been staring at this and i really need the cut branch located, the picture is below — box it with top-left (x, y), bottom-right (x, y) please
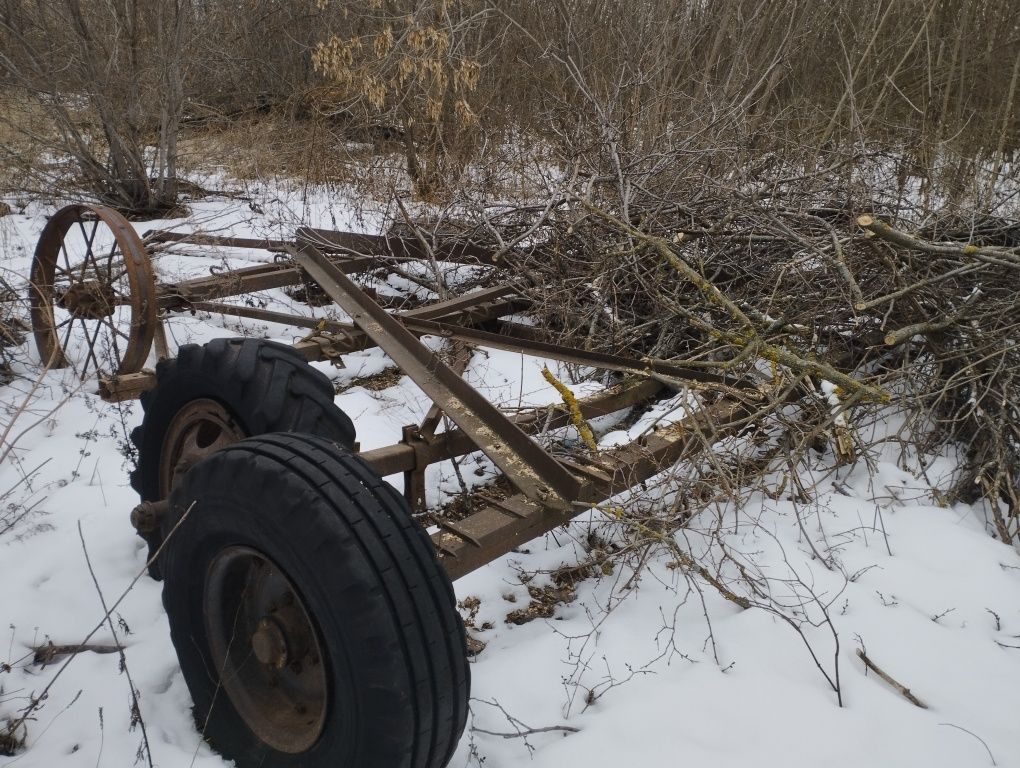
top-left (856, 648), bottom-right (928, 708)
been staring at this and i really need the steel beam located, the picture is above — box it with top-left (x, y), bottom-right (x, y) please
top-left (145, 230), bottom-right (294, 251)
top-left (290, 243), bottom-right (582, 508)
top-left (396, 317), bottom-right (734, 386)
top-left (433, 395), bottom-right (755, 580)
top-left (158, 254), bottom-right (389, 308)
top-left (295, 226), bottom-right (511, 267)
top-left (96, 287), bottom-right (528, 401)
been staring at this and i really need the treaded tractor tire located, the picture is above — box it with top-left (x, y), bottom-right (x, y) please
top-left (129, 337), bottom-right (355, 502)
top-left (161, 433), bottom-right (470, 768)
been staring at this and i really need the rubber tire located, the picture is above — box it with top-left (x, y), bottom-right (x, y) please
top-left (161, 433), bottom-right (470, 768)
top-left (129, 337), bottom-right (355, 502)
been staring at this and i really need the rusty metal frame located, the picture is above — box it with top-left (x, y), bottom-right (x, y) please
top-left (146, 230), bottom-right (294, 251)
top-left (283, 241), bottom-right (756, 580)
top-left (98, 285), bottom-right (529, 400)
top-left (430, 396), bottom-right (754, 579)
top-left (96, 213), bottom-right (759, 580)
top-left (295, 226), bottom-right (518, 268)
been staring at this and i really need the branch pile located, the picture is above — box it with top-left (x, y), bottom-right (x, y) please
top-left (451, 178), bottom-right (1020, 543)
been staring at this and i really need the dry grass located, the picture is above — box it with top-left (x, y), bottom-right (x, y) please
top-left (175, 113), bottom-right (406, 192)
top-left (0, 718), bottom-right (26, 757)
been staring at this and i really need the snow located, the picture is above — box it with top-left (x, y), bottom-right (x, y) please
top-left (2, 191), bottom-right (1020, 768)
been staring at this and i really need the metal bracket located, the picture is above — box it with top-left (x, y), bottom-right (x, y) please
top-left (401, 424), bottom-right (432, 513)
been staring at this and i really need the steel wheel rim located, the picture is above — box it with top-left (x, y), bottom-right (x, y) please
top-left (204, 546), bottom-right (329, 754)
top-left (29, 204), bottom-right (157, 378)
top-left (159, 399), bottom-right (246, 497)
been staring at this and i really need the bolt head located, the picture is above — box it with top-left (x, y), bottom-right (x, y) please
top-left (251, 618), bottom-right (288, 669)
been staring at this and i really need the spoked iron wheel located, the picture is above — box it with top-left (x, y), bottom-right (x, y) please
top-left (29, 204), bottom-right (157, 378)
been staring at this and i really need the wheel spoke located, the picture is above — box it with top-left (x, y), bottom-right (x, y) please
top-left (110, 287), bottom-right (132, 306)
top-left (61, 316), bottom-right (75, 351)
top-left (78, 232), bottom-right (114, 285)
top-left (60, 240), bottom-right (75, 277)
top-left (109, 264), bottom-right (130, 284)
top-left (70, 319), bottom-right (89, 376)
top-left (105, 232), bottom-right (119, 271)
top-left (77, 218), bottom-right (100, 280)
top-left (78, 220), bottom-right (105, 282)
top-left (105, 320), bottom-right (131, 342)
top-left (81, 319), bottom-right (104, 379)
top-left (106, 316), bottom-right (123, 364)
top-left (78, 233), bottom-right (94, 282)
top-left (103, 240), bottom-right (118, 278)
top-left (80, 239), bottom-right (99, 282)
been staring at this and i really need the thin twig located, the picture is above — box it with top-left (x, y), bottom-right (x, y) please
top-left (77, 521), bottom-right (154, 768)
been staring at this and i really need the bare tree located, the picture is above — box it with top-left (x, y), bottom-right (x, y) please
top-left (0, 0), bottom-right (194, 214)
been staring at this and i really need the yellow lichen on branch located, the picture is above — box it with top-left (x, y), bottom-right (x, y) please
top-left (542, 366), bottom-right (599, 453)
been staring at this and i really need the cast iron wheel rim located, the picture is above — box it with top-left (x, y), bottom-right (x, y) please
top-left (29, 203), bottom-right (157, 378)
top-left (204, 545), bottom-right (329, 754)
top-left (159, 398), bottom-right (246, 497)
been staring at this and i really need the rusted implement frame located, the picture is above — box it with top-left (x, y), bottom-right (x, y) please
top-left (431, 396), bottom-right (754, 580)
top-left (130, 219), bottom-right (758, 582)
top-left (154, 256), bottom-right (382, 307)
top-left (290, 241), bottom-right (757, 580)
top-left (145, 224), bottom-right (522, 309)
top-left (147, 226), bottom-right (514, 267)
top-left (33, 205), bottom-right (547, 383)
top-left (296, 227), bottom-right (515, 267)
top-left (146, 230), bottom-right (294, 251)
top-left (367, 376), bottom-right (665, 516)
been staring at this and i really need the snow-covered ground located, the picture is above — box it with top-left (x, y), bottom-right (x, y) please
top-left (1, 189), bottom-right (1019, 768)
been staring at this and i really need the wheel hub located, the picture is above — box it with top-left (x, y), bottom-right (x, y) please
top-left (205, 547), bottom-right (328, 754)
top-left (159, 399), bottom-right (246, 496)
top-left (251, 617), bottom-right (289, 669)
top-left (57, 280), bottom-right (117, 319)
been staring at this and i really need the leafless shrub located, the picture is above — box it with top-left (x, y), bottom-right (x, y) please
top-left (312, 0), bottom-right (485, 199)
top-left (0, 1), bottom-right (195, 213)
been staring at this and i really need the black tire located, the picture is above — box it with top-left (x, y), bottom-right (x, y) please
top-left (129, 337), bottom-right (355, 502)
top-left (161, 433), bottom-right (470, 768)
